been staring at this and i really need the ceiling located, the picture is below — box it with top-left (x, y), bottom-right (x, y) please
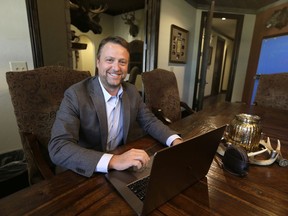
top-left (185, 0), bottom-right (279, 14)
top-left (74, 0), bottom-right (280, 16)
top-left (103, 0), bottom-right (145, 15)
top-left (72, 0), bottom-right (145, 16)
top-left (90, 0), bottom-right (280, 15)
top-left (80, 0), bottom-right (281, 39)
top-left (186, 0), bottom-right (280, 40)
top-left (212, 18), bottom-right (237, 40)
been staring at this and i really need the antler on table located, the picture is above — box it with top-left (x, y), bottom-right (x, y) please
top-left (251, 137), bottom-right (288, 167)
top-left (275, 139), bottom-right (288, 167)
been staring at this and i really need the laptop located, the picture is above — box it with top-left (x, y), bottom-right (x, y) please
top-left (105, 126), bottom-right (226, 216)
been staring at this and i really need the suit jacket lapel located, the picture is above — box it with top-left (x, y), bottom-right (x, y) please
top-left (122, 90), bottom-right (130, 144)
top-left (89, 77), bottom-right (108, 151)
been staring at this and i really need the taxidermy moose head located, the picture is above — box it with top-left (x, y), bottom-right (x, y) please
top-left (122, 12), bottom-right (139, 37)
top-left (69, 0), bottom-right (107, 34)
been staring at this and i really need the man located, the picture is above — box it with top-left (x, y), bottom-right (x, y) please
top-left (48, 36), bottom-right (182, 177)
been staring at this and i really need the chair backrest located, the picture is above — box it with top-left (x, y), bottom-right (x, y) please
top-left (6, 65), bottom-right (91, 184)
top-left (129, 39), bottom-right (143, 72)
top-left (128, 66), bottom-right (141, 85)
top-left (142, 68), bottom-right (182, 122)
top-left (254, 73), bottom-right (288, 111)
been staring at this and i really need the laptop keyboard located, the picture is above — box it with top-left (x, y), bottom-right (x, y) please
top-left (127, 176), bottom-right (150, 201)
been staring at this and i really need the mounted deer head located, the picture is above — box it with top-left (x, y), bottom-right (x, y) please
top-left (121, 11), bottom-right (139, 37)
top-left (266, 7), bottom-right (288, 29)
top-left (69, 0), bottom-right (108, 34)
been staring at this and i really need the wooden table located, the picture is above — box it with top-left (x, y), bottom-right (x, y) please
top-left (1, 102), bottom-right (288, 216)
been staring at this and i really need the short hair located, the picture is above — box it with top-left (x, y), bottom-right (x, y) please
top-left (96, 36), bottom-right (130, 60)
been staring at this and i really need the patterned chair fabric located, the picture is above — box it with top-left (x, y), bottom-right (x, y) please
top-left (254, 73), bottom-right (288, 111)
top-left (6, 66), bottom-right (91, 184)
top-left (142, 68), bottom-right (194, 123)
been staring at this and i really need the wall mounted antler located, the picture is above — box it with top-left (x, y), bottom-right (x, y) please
top-left (266, 7), bottom-right (288, 29)
top-left (121, 11), bottom-right (139, 37)
top-left (69, 0), bottom-right (108, 34)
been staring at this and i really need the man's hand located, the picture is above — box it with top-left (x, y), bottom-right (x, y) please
top-left (171, 138), bottom-right (183, 146)
top-left (108, 148), bottom-right (150, 171)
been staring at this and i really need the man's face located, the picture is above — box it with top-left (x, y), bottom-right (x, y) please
top-left (97, 42), bottom-right (129, 94)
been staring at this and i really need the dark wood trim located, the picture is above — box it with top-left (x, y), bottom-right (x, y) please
top-left (25, 0), bottom-right (44, 68)
top-left (144, 0), bottom-right (160, 71)
top-left (192, 12), bottom-right (206, 111)
top-left (225, 14), bottom-right (244, 102)
top-left (196, 1), bottom-right (215, 111)
top-left (221, 48), bottom-right (228, 91)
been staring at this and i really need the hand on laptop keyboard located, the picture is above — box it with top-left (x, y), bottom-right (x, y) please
top-left (171, 138), bottom-right (183, 146)
top-left (129, 165), bottom-right (146, 172)
top-left (108, 148), bottom-right (150, 171)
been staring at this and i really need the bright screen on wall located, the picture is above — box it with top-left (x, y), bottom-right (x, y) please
top-left (251, 33), bottom-right (288, 104)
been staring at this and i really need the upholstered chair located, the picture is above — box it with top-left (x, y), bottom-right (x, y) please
top-left (142, 68), bottom-right (194, 124)
top-left (254, 73), bottom-right (288, 111)
top-left (6, 66), bottom-right (91, 184)
top-left (128, 66), bottom-right (141, 85)
top-left (128, 39), bottom-right (143, 72)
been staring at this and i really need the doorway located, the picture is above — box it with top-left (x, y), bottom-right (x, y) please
top-left (72, 35), bottom-right (96, 75)
top-left (193, 12), bottom-right (244, 110)
top-left (211, 37), bottom-right (225, 96)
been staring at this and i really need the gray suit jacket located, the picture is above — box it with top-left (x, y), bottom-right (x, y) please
top-left (48, 76), bottom-right (178, 177)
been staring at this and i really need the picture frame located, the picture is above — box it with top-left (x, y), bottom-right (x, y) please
top-left (169, 25), bottom-right (189, 63)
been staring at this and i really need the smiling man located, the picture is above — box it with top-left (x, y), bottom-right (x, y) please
top-left (48, 36), bottom-right (182, 177)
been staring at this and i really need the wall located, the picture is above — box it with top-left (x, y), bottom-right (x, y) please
top-left (232, 14), bottom-right (255, 102)
top-left (222, 39), bottom-right (234, 91)
top-left (158, 0), bottom-right (198, 105)
top-left (37, 0), bottom-right (71, 67)
top-left (242, 1), bottom-right (288, 104)
top-left (0, 0), bottom-right (73, 153)
top-left (73, 35), bottom-right (96, 75)
top-left (0, 0), bottom-right (33, 153)
top-left (114, 10), bottom-right (145, 42)
top-left (158, 0), bottom-right (255, 105)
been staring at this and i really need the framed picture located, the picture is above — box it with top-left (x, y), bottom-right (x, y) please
top-left (169, 25), bottom-right (189, 63)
